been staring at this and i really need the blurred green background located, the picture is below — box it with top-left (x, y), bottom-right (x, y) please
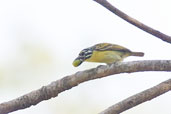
top-left (0, 0), bottom-right (171, 114)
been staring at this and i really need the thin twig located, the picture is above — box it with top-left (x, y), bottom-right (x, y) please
top-left (94, 0), bottom-right (171, 44)
top-left (99, 78), bottom-right (171, 114)
top-left (0, 60), bottom-right (171, 114)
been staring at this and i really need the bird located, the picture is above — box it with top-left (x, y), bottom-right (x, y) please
top-left (72, 43), bottom-right (144, 67)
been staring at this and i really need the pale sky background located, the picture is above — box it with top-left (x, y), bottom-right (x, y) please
top-left (0, 0), bottom-right (171, 114)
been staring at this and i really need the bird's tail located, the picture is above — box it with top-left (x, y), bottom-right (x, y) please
top-left (131, 52), bottom-right (144, 57)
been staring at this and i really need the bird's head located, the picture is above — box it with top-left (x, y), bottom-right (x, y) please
top-left (72, 48), bottom-right (93, 67)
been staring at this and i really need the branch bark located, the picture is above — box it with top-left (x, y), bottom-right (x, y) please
top-left (99, 78), bottom-right (171, 114)
top-left (0, 60), bottom-right (171, 114)
top-left (93, 0), bottom-right (171, 44)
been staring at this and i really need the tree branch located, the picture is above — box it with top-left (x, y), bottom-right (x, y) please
top-left (99, 78), bottom-right (171, 114)
top-left (93, 0), bottom-right (171, 44)
top-left (0, 60), bottom-right (171, 114)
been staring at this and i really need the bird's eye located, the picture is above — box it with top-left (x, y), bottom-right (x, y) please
top-left (79, 51), bottom-right (85, 56)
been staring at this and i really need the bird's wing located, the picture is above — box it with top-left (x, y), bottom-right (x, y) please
top-left (94, 43), bottom-right (131, 52)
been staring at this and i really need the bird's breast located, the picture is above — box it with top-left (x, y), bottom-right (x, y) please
top-left (85, 50), bottom-right (128, 63)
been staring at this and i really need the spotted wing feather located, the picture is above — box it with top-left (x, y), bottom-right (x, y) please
top-left (93, 43), bottom-right (131, 53)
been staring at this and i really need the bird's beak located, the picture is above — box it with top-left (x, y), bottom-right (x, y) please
top-left (72, 56), bottom-right (85, 67)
